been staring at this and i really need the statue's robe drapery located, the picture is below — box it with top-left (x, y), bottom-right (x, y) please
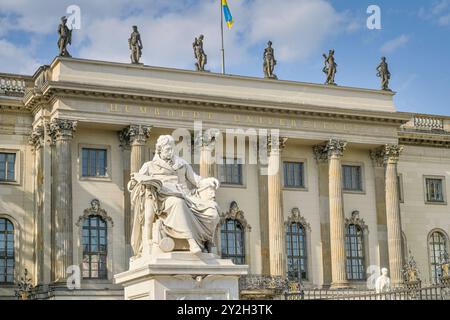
top-left (130, 154), bottom-right (220, 255)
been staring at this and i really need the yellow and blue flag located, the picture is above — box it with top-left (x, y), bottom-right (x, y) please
top-left (222, 0), bottom-right (234, 29)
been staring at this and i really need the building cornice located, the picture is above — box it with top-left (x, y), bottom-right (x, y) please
top-left (23, 81), bottom-right (410, 126)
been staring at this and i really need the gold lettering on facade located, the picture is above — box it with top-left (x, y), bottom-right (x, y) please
top-left (208, 112), bottom-right (213, 120)
top-left (124, 105), bottom-right (130, 113)
top-left (234, 115), bottom-right (241, 122)
top-left (167, 109), bottom-right (174, 117)
top-left (140, 106), bottom-right (148, 113)
top-left (110, 104), bottom-right (119, 112)
top-left (155, 108), bottom-right (160, 116)
top-left (193, 111), bottom-right (200, 118)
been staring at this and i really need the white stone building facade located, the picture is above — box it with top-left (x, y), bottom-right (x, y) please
top-left (0, 57), bottom-right (449, 299)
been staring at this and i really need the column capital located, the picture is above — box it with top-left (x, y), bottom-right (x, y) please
top-left (47, 118), bottom-right (77, 142)
top-left (29, 124), bottom-right (45, 151)
top-left (267, 136), bottom-right (288, 154)
top-left (195, 128), bottom-right (221, 149)
top-left (370, 144), bottom-right (404, 166)
top-left (119, 124), bottom-right (152, 148)
top-left (313, 138), bottom-right (347, 161)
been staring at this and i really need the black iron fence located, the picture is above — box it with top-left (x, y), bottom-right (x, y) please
top-left (239, 275), bottom-right (450, 300)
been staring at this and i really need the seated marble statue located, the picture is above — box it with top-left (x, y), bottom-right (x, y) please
top-left (128, 135), bottom-right (220, 258)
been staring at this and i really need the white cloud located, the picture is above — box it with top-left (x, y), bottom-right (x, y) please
top-left (418, 0), bottom-right (450, 26)
top-left (438, 14), bottom-right (450, 25)
top-left (380, 35), bottom-right (410, 54)
top-left (0, 39), bottom-right (41, 74)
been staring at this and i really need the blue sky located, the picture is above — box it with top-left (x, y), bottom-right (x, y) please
top-left (0, 0), bottom-right (449, 116)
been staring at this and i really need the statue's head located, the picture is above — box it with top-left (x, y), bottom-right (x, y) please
top-left (381, 268), bottom-right (388, 276)
top-left (267, 40), bottom-right (272, 47)
top-left (61, 16), bottom-right (67, 23)
top-left (199, 34), bottom-right (204, 40)
top-left (91, 199), bottom-right (100, 211)
top-left (156, 135), bottom-right (176, 161)
top-left (132, 25), bottom-right (138, 31)
top-left (381, 56), bottom-right (386, 61)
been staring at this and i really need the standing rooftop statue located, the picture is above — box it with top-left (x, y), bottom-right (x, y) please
top-left (193, 35), bottom-right (207, 71)
top-left (377, 57), bottom-right (392, 91)
top-left (57, 16), bottom-right (72, 57)
top-left (323, 49), bottom-right (337, 85)
top-left (263, 41), bottom-right (277, 79)
top-left (129, 26), bottom-right (143, 64)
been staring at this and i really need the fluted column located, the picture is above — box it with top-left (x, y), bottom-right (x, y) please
top-left (317, 139), bottom-right (349, 288)
top-left (370, 148), bottom-right (389, 270)
top-left (48, 119), bottom-right (77, 282)
top-left (119, 125), bottom-right (152, 250)
top-left (29, 124), bottom-right (45, 285)
top-left (267, 136), bottom-right (288, 277)
top-left (198, 129), bottom-right (219, 178)
top-left (383, 144), bottom-right (404, 287)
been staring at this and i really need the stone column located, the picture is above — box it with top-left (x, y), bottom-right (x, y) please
top-left (48, 119), bottom-right (77, 282)
top-left (383, 144), bottom-right (404, 287)
top-left (258, 161), bottom-right (270, 275)
top-left (198, 129), bottom-right (219, 178)
top-left (370, 148), bottom-right (389, 270)
top-left (119, 125), bottom-right (152, 254)
top-left (320, 139), bottom-right (349, 289)
top-left (267, 136), bottom-right (288, 277)
top-left (312, 145), bottom-right (332, 287)
top-left (29, 124), bottom-right (45, 285)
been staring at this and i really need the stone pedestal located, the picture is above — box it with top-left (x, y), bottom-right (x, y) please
top-left (114, 252), bottom-right (248, 300)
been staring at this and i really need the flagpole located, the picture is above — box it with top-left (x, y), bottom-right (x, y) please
top-left (220, 0), bottom-right (225, 74)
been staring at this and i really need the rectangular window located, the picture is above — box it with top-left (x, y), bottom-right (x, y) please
top-left (218, 159), bottom-right (243, 185)
top-left (342, 165), bottom-right (363, 192)
top-left (81, 148), bottom-right (107, 177)
top-left (0, 153), bottom-right (16, 182)
top-left (426, 178), bottom-right (445, 203)
top-left (284, 162), bottom-right (305, 189)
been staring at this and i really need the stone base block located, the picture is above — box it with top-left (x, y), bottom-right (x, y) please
top-left (114, 252), bottom-right (248, 300)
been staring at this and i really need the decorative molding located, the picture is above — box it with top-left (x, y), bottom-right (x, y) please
top-left (369, 147), bottom-right (385, 167)
top-left (220, 201), bottom-right (251, 232)
top-left (384, 144), bottom-right (403, 163)
top-left (76, 199), bottom-right (114, 227)
top-left (370, 144), bottom-right (404, 166)
top-left (194, 128), bottom-right (221, 149)
top-left (118, 124), bottom-right (152, 147)
top-left (313, 138), bottom-right (347, 161)
top-left (402, 250), bottom-right (421, 284)
top-left (28, 124), bottom-right (45, 151)
top-left (345, 210), bottom-right (368, 231)
top-left (286, 207), bottom-right (311, 231)
top-left (267, 136), bottom-right (288, 153)
top-left (47, 118), bottom-right (77, 142)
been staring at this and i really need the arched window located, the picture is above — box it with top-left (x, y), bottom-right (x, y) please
top-left (429, 231), bottom-right (448, 284)
top-left (286, 223), bottom-right (307, 281)
top-left (345, 224), bottom-right (366, 280)
top-left (285, 208), bottom-right (310, 281)
top-left (82, 216), bottom-right (107, 279)
top-left (221, 219), bottom-right (245, 264)
top-left (0, 218), bottom-right (14, 284)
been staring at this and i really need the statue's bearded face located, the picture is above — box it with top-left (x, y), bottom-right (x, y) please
top-left (160, 143), bottom-right (174, 161)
